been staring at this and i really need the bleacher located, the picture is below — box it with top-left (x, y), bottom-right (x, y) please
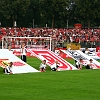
top-left (0, 27), bottom-right (100, 49)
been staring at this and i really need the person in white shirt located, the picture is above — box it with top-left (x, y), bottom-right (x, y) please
top-left (20, 43), bottom-right (27, 62)
top-left (85, 48), bottom-right (91, 55)
top-left (8, 45), bottom-right (13, 53)
top-left (39, 60), bottom-right (47, 72)
top-left (51, 61), bottom-right (59, 71)
top-left (86, 59), bottom-right (93, 69)
top-left (4, 62), bottom-right (13, 74)
top-left (76, 58), bottom-right (83, 70)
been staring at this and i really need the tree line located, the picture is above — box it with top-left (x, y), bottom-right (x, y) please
top-left (0, 0), bottom-right (100, 28)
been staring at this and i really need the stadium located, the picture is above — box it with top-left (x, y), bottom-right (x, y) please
top-left (0, 0), bottom-right (100, 100)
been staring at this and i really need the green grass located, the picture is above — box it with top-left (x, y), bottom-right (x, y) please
top-left (0, 57), bottom-right (100, 100)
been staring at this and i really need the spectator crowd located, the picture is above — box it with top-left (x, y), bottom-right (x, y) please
top-left (0, 27), bottom-right (100, 49)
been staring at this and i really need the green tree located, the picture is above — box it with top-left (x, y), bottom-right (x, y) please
top-left (0, 0), bottom-right (30, 27)
top-left (40, 0), bottom-right (69, 28)
top-left (74, 0), bottom-right (100, 28)
top-left (29, 0), bottom-right (41, 27)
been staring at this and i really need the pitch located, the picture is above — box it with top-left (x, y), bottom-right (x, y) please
top-left (0, 57), bottom-right (100, 100)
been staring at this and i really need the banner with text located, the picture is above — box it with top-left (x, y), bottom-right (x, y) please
top-left (0, 49), bottom-right (39, 74)
top-left (26, 49), bottom-right (77, 71)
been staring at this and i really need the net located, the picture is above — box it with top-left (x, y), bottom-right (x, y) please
top-left (2, 37), bottom-right (52, 50)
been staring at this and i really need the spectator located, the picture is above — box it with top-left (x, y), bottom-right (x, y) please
top-left (75, 58), bottom-right (83, 70)
top-left (39, 60), bottom-right (47, 72)
top-left (86, 59), bottom-right (93, 69)
top-left (8, 45), bottom-right (13, 53)
top-left (20, 43), bottom-right (27, 62)
top-left (85, 48), bottom-right (90, 54)
top-left (51, 60), bottom-right (59, 71)
top-left (3, 62), bottom-right (13, 74)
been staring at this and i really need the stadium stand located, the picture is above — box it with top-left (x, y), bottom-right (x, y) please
top-left (0, 27), bottom-right (100, 49)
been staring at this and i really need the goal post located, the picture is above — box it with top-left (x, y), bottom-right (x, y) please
top-left (2, 37), bottom-right (52, 51)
